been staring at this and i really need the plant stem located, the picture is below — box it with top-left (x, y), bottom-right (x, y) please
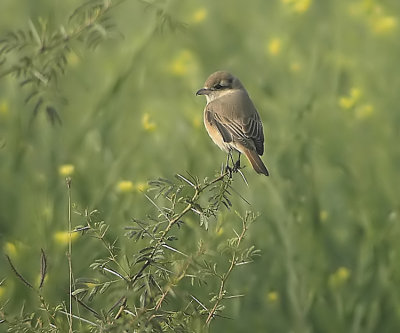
top-left (206, 215), bottom-right (248, 325)
top-left (66, 177), bottom-right (73, 333)
top-left (130, 171), bottom-right (229, 285)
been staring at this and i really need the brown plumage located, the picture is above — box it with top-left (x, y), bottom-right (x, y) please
top-left (196, 71), bottom-right (269, 176)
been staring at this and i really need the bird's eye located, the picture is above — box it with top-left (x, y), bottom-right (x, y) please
top-left (214, 79), bottom-right (232, 90)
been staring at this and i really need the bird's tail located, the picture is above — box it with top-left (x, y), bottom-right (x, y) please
top-left (243, 149), bottom-right (269, 176)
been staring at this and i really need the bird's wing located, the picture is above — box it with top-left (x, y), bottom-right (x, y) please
top-left (205, 109), bottom-right (233, 143)
top-left (241, 114), bottom-right (264, 155)
top-left (210, 107), bottom-right (264, 155)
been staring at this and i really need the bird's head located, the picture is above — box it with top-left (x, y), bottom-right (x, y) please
top-left (196, 71), bottom-right (244, 102)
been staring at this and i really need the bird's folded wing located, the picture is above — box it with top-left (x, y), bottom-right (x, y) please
top-left (213, 113), bottom-right (264, 155)
top-left (242, 116), bottom-right (264, 155)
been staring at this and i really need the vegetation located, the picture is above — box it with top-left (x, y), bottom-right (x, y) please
top-left (1, 0), bottom-right (400, 332)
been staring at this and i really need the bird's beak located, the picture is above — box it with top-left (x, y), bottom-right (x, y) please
top-left (196, 88), bottom-right (210, 96)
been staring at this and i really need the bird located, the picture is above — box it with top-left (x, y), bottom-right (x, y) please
top-left (196, 71), bottom-right (269, 176)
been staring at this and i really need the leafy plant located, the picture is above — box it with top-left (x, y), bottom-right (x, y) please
top-left (2, 170), bottom-right (260, 332)
top-left (0, 0), bottom-right (120, 123)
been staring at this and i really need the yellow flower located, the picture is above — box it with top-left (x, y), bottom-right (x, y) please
top-left (355, 104), bottom-right (374, 120)
top-left (336, 267), bottom-right (350, 280)
top-left (54, 231), bottom-right (79, 245)
top-left (349, 1), bottom-right (397, 35)
top-left (59, 164), bottom-right (75, 176)
top-left (117, 180), bottom-right (134, 193)
top-left (319, 210), bottom-right (328, 222)
top-left (66, 51), bottom-right (80, 67)
top-left (371, 15), bottom-right (397, 34)
top-left (350, 88), bottom-right (362, 100)
top-left (191, 8), bottom-right (207, 24)
top-left (267, 38), bottom-right (282, 56)
top-left (135, 181), bottom-right (149, 192)
top-left (289, 62), bottom-right (301, 73)
top-left (142, 113), bottom-right (157, 132)
top-left (282, 0), bottom-right (311, 13)
top-left (339, 87), bottom-right (362, 109)
top-left (168, 49), bottom-right (196, 76)
top-left (339, 87), bottom-right (374, 120)
top-left (267, 291), bottom-right (279, 303)
top-left (329, 266), bottom-right (351, 288)
top-left (293, 0), bottom-right (311, 13)
top-left (339, 97), bottom-right (354, 109)
top-left (192, 115), bottom-right (202, 129)
top-left (0, 100), bottom-right (9, 115)
top-left (4, 242), bottom-right (17, 257)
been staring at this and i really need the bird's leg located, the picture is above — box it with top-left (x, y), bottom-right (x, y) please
top-left (225, 150), bottom-right (235, 177)
top-left (234, 152), bottom-right (242, 172)
top-left (229, 150), bottom-right (236, 168)
top-left (232, 152), bottom-right (247, 184)
top-left (225, 151), bottom-right (230, 169)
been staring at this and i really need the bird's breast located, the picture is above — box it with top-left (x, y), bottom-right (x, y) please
top-left (203, 109), bottom-right (230, 152)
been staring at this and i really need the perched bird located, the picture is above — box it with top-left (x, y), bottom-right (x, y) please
top-left (196, 71), bottom-right (269, 176)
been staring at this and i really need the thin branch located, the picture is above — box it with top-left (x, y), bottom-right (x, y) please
top-left (130, 170), bottom-right (230, 286)
top-left (155, 255), bottom-right (193, 310)
top-left (176, 173), bottom-right (195, 188)
top-left (206, 215), bottom-right (248, 325)
top-left (39, 248), bottom-right (47, 289)
top-left (59, 310), bottom-right (99, 327)
top-left (5, 255), bottom-right (33, 289)
top-left (66, 177), bottom-right (73, 333)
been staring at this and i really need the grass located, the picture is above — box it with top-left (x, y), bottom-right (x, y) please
top-left (1, 0), bottom-right (400, 331)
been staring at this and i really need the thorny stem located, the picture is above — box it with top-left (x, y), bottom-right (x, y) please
top-left (155, 250), bottom-right (196, 311)
top-left (130, 170), bottom-right (230, 286)
top-left (206, 215), bottom-right (248, 325)
top-left (84, 212), bottom-right (130, 280)
top-left (40, 0), bottom-right (114, 53)
top-left (66, 177), bottom-right (73, 333)
top-left (0, 2), bottom-right (116, 80)
top-left (38, 295), bottom-right (58, 327)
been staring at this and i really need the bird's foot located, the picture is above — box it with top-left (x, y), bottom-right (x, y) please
top-left (233, 159), bottom-right (241, 173)
top-left (225, 157), bottom-right (243, 178)
top-left (225, 165), bottom-right (234, 178)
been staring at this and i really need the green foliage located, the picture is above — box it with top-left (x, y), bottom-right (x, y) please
top-left (2, 171), bottom-right (259, 332)
top-left (0, 0), bottom-right (119, 123)
top-left (1, 0), bottom-right (400, 332)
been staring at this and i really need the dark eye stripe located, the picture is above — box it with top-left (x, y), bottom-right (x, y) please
top-left (214, 83), bottom-right (228, 90)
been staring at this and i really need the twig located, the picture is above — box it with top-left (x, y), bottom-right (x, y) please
top-left (155, 254), bottom-right (193, 310)
top-left (66, 177), bottom-right (73, 333)
top-left (130, 170), bottom-right (230, 285)
top-left (206, 215), bottom-right (248, 325)
top-left (59, 310), bottom-right (99, 327)
top-left (5, 255), bottom-right (33, 289)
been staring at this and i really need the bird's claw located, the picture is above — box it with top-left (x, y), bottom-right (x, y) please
top-left (234, 159), bottom-right (241, 172)
top-left (225, 165), bottom-right (233, 178)
top-left (225, 160), bottom-right (242, 178)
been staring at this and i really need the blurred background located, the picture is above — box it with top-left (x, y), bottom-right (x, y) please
top-left (1, 0), bottom-right (400, 331)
